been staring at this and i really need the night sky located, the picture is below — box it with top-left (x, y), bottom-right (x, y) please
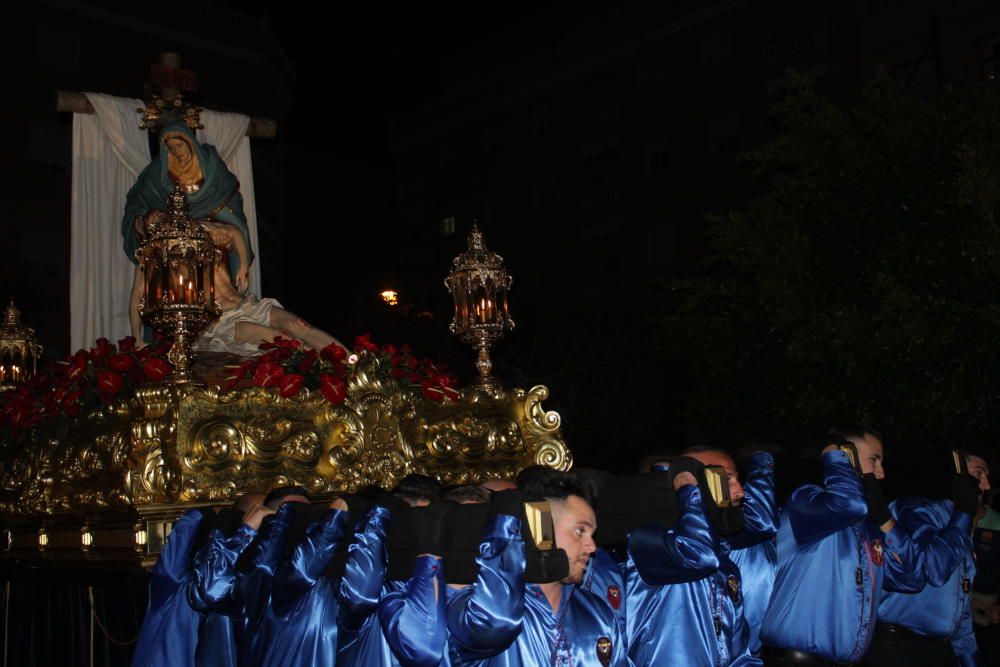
top-left (258, 1), bottom-right (562, 166)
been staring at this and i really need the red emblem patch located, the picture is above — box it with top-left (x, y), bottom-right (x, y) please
top-left (606, 584), bottom-right (622, 610)
top-left (870, 539), bottom-right (885, 567)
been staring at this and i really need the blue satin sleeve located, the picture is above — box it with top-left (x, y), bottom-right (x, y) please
top-left (787, 450), bottom-right (867, 546)
top-left (151, 510), bottom-right (203, 604)
top-left (379, 555), bottom-right (447, 667)
top-left (271, 509), bottom-right (348, 610)
top-left (448, 514), bottom-right (525, 659)
top-left (880, 522), bottom-right (924, 593)
top-left (627, 484), bottom-right (719, 584)
top-left (240, 503), bottom-right (294, 628)
top-left (954, 581), bottom-right (982, 667)
top-left (893, 498), bottom-right (972, 587)
top-left (729, 452), bottom-right (778, 550)
top-left (339, 506), bottom-right (391, 632)
top-left (189, 525), bottom-right (257, 613)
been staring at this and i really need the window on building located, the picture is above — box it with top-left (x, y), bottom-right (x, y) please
top-left (978, 35), bottom-right (1000, 81)
top-left (647, 148), bottom-right (670, 175)
top-left (440, 216), bottom-right (456, 236)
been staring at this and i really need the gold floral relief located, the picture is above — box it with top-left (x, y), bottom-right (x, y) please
top-left (0, 352), bottom-right (571, 560)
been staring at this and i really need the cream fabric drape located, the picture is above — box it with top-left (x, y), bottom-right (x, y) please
top-left (70, 94), bottom-right (260, 351)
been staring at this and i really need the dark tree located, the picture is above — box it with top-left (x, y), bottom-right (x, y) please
top-left (656, 71), bottom-right (1000, 449)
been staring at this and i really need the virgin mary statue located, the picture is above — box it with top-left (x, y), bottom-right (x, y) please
top-left (121, 121), bottom-right (253, 278)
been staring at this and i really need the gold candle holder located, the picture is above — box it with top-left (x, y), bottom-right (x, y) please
top-left (0, 299), bottom-right (42, 390)
top-left (444, 225), bottom-right (515, 393)
top-left (136, 186), bottom-right (220, 384)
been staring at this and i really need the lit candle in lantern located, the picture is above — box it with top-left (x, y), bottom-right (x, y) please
top-left (187, 280), bottom-right (195, 305)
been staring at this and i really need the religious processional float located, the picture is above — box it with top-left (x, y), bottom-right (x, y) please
top-left (0, 63), bottom-right (570, 567)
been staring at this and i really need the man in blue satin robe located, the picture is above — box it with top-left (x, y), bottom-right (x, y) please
top-left (760, 423), bottom-right (925, 666)
top-left (338, 488), bottom-right (525, 667)
top-left (188, 494), bottom-right (270, 667)
top-left (132, 509), bottom-right (205, 667)
top-left (863, 451), bottom-right (990, 667)
top-left (256, 498), bottom-right (350, 667)
top-left (728, 450), bottom-right (779, 657)
top-left (468, 470), bottom-right (629, 666)
top-left (336, 478), bottom-right (440, 666)
top-left (625, 450), bottom-right (765, 667)
top-left (187, 486), bottom-right (307, 667)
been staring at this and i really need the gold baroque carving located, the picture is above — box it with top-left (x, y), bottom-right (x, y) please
top-left (0, 352), bottom-right (571, 520)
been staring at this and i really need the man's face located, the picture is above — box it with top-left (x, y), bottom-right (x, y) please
top-left (684, 451), bottom-right (745, 505)
top-left (852, 433), bottom-right (885, 479)
top-left (967, 455), bottom-right (992, 493)
top-left (552, 495), bottom-right (597, 585)
top-left (165, 137), bottom-right (193, 166)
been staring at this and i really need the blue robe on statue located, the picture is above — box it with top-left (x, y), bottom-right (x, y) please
top-left (131, 509), bottom-right (203, 667)
top-left (257, 508), bottom-right (348, 667)
top-left (121, 121), bottom-right (252, 278)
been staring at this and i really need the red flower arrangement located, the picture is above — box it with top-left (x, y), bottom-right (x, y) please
top-left (0, 331), bottom-right (459, 444)
top-left (225, 334), bottom-right (460, 405)
top-left (0, 334), bottom-right (173, 440)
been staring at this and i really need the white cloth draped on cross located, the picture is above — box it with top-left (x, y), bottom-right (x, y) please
top-left (69, 92), bottom-right (261, 352)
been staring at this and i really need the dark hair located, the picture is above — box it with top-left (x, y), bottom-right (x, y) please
top-left (521, 469), bottom-right (592, 505)
top-left (963, 446), bottom-right (995, 470)
top-left (573, 468), bottom-right (614, 500)
top-left (264, 485), bottom-right (310, 508)
top-left (827, 422), bottom-right (882, 446)
top-left (443, 485), bottom-right (491, 504)
top-left (515, 465), bottom-right (554, 489)
top-left (636, 452), bottom-right (676, 473)
top-left (392, 474), bottom-right (441, 506)
top-left (680, 444), bottom-right (736, 458)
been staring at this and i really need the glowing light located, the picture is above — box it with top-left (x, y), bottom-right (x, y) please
top-left (380, 290), bottom-right (399, 306)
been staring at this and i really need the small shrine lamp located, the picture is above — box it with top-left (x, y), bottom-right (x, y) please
top-left (444, 225), bottom-right (515, 392)
top-left (0, 299), bottom-right (43, 390)
top-left (135, 185), bottom-right (220, 384)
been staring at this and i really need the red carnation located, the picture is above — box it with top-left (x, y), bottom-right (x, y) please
top-left (108, 353), bottom-right (135, 372)
top-left (118, 336), bottom-right (136, 352)
top-left (278, 373), bottom-right (305, 398)
top-left (319, 374), bottom-right (347, 404)
top-left (382, 344), bottom-right (398, 356)
top-left (97, 370), bottom-right (124, 395)
top-left (142, 358), bottom-right (171, 382)
top-left (406, 356), bottom-right (418, 370)
top-left (354, 334), bottom-right (379, 353)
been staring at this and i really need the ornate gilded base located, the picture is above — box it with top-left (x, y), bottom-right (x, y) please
top-left (0, 352), bottom-right (571, 564)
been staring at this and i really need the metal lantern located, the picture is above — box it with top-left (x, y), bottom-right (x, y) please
top-left (444, 225), bottom-right (514, 392)
top-left (0, 299), bottom-right (42, 389)
top-left (136, 185), bottom-right (220, 384)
